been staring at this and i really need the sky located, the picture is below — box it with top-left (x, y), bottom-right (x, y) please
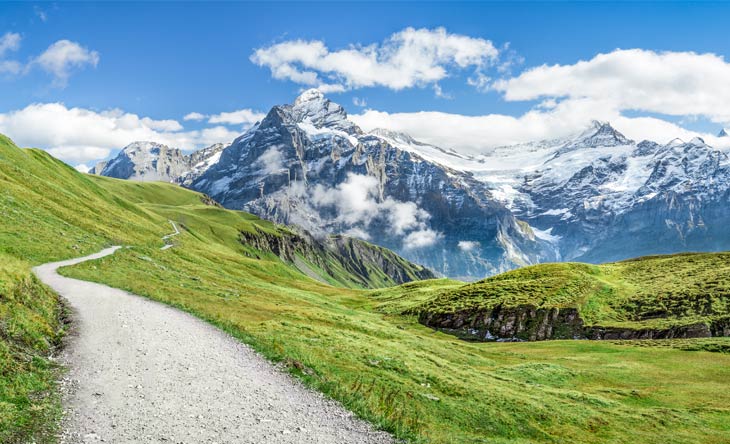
top-left (2, 1), bottom-right (730, 169)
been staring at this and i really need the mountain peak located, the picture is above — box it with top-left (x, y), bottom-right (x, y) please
top-left (557, 121), bottom-right (633, 152)
top-left (121, 141), bottom-right (172, 154)
top-left (578, 120), bottom-right (632, 146)
top-left (718, 129), bottom-right (729, 138)
top-left (368, 128), bottom-right (418, 144)
top-left (288, 89), bottom-right (361, 135)
top-left (294, 88), bottom-right (326, 106)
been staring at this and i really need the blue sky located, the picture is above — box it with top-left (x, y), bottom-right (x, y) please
top-left (2, 2), bottom-right (730, 166)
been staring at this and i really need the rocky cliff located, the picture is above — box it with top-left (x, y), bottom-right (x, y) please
top-left (411, 252), bottom-right (730, 341)
top-left (240, 225), bottom-right (434, 289)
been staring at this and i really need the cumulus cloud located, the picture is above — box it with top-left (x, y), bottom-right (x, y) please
top-left (0, 32), bottom-right (22, 74)
top-left (208, 109), bottom-right (265, 126)
top-left (0, 60), bottom-right (22, 75)
top-left (383, 200), bottom-right (430, 235)
top-left (140, 117), bottom-right (183, 132)
top-left (493, 49), bottom-right (730, 131)
top-left (311, 174), bottom-right (381, 226)
top-left (310, 173), bottom-right (440, 249)
top-left (458, 240), bottom-right (480, 252)
top-left (74, 163), bottom-right (90, 173)
top-left (347, 48), bottom-right (730, 153)
top-left (256, 146), bottom-right (285, 174)
top-left (0, 103), bottom-right (239, 164)
top-left (183, 112), bottom-right (207, 121)
top-left (0, 32), bottom-right (21, 57)
top-left (404, 229), bottom-right (441, 250)
top-left (352, 92), bottom-right (728, 154)
top-left (251, 27), bottom-right (499, 94)
top-left (343, 227), bottom-right (371, 241)
top-left (494, 49), bottom-right (730, 127)
top-left (32, 40), bottom-right (99, 86)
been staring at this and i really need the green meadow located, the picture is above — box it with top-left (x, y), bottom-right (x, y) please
top-left (1, 135), bottom-right (729, 443)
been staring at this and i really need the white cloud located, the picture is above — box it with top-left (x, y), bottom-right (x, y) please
top-left (74, 163), bottom-right (90, 173)
top-left (311, 174), bottom-right (381, 226)
top-left (403, 229), bottom-right (441, 249)
top-left (352, 97), bottom-right (367, 107)
top-left (0, 103), bottom-right (239, 164)
top-left (0, 32), bottom-right (21, 57)
top-left (493, 49), bottom-right (730, 127)
top-left (208, 109), bottom-right (265, 126)
top-left (0, 32), bottom-right (22, 74)
top-left (251, 27), bottom-right (499, 93)
top-left (352, 95), bottom-right (727, 154)
top-left (198, 125), bottom-right (240, 144)
top-left (458, 240), bottom-right (480, 252)
top-left (256, 146), bottom-right (285, 174)
top-left (183, 112), bottom-right (207, 121)
top-left (347, 48), bottom-right (730, 153)
top-left (140, 117), bottom-right (183, 132)
top-left (382, 200), bottom-right (429, 235)
top-left (466, 73), bottom-right (490, 92)
top-left (0, 60), bottom-right (21, 75)
top-left (343, 227), bottom-right (371, 241)
top-left (32, 40), bottom-right (99, 86)
top-left (310, 173), bottom-right (440, 249)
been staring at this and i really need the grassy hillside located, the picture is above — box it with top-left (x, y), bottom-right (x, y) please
top-left (1, 135), bottom-right (730, 443)
top-left (411, 253), bottom-right (730, 335)
top-left (0, 254), bottom-right (62, 443)
top-left (0, 135), bottom-right (428, 442)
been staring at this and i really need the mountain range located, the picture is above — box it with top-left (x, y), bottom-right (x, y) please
top-left (94, 89), bottom-right (730, 279)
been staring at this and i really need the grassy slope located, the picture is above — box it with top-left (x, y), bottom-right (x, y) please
top-left (0, 254), bottom-right (62, 443)
top-left (1, 135), bottom-right (729, 443)
top-left (410, 254), bottom-right (730, 330)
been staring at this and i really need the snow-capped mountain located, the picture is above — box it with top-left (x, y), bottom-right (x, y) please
top-left (192, 89), bottom-right (555, 278)
top-left (94, 141), bottom-right (226, 186)
top-left (392, 119), bottom-right (730, 264)
top-left (519, 133), bottom-right (730, 262)
top-left (179, 143), bottom-right (226, 186)
top-left (94, 90), bottom-right (730, 280)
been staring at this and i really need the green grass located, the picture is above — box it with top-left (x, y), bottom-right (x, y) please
top-left (0, 253), bottom-right (63, 443)
top-left (1, 134), bottom-right (730, 443)
top-left (410, 255), bottom-right (730, 331)
top-left (63, 247), bottom-right (730, 443)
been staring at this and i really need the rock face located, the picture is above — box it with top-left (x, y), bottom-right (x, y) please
top-left (419, 306), bottom-right (584, 341)
top-left (88, 160), bottom-right (108, 175)
top-left (419, 306), bottom-right (729, 342)
top-left (239, 226), bottom-right (434, 288)
top-left (179, 143), bottom-right (226, 187)
top-left (96, 142), bottom-right (226, 185)
top-left (192, 89), bottom-right (554, 279)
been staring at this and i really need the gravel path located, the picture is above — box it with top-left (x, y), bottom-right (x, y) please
top-left (34, 247), bottom-right (394, 444)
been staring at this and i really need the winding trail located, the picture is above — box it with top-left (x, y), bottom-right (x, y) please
top-left (34, 248), bottom-right (393, 444)
top-left (160, 220), bottom-right (180, 250)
